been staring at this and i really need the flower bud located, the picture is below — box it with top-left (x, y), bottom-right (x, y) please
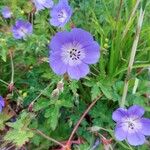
top-left (22, 92), bottom-right (27, 98)
top-left (8, 83), bottom-right (14, 92)
top-left (51, 88), bottom-right (60, 99)
top-left (57, 80), bottom-right (64, 93)
top-left (104, 43), bottom-right (109, 49)
top-left (105, 38), bottom-right (109, 43)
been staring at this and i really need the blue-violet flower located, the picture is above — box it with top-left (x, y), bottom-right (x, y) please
top-left (1, 6), bottom-right (12, 19)
top-left (50, 0), bottom-right (72, 27)
top-left (112, 105), bottom-right (150, 146)
top-left (0, 96), bottom-right (5, 112)
top-left (33, 0), bottom-right (54, 11)
top-left (49, 28), bottom-right (100, 80)
top-left (12, 20), bottom-right (33, 39)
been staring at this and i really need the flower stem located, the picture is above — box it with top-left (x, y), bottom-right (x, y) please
top-left (67, 94), bottom-right (103, 145)
top-left (121, 8), bottom-right (145, 107)
top-left (33, 129), bottom-right (65, 148)
top-left (0, 79), bottom-right (9, 86)
top-left (9, 51), bottom-right (14, 84)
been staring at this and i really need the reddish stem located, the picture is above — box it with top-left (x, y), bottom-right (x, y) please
top-left (67, 94), bottom-right (103, 145)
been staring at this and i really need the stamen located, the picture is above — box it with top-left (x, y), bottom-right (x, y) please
top-left (61, 41), bottom-right (85, 66)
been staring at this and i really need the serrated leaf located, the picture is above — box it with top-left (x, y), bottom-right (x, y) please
top-left (0, 113), bottom-right (11, 130)
top-left (98, 82), bottom-right (113, 100)
top-left (70, 80), bottom-right (79, 94)
top-left (91, 84), bottom-right (101, 100)
top-left (34, 98), bottom-right (50, 111)
top-left (57, 99), bottom-right (73, 108)
top-left (44, 106), bottom-right (60, 130)
top-left (4, 112), bottom-right (34, 147)
top-left (5, 128), bottom-right (34, 147)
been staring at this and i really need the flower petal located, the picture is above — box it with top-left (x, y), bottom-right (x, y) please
top-left (50, 18), bottom-right (59, 27)
top-left (0, 105), bottom-right (2, 112)
top-left (127, 131), bottom-right (145, 146)
top-left (83, 41), bottom-right (100, 64)
top-left (50, 0), bottom-right (72, 27)
top-left (50, 31), bottom-right (70, 51)
top-left (141, 118), bottom-right (150, 136)
top-left (112, 108), bottom-right (128, 122)
top-left (71, 28), bottom-right (94, 45)
top-left (128, 105), bottom-right (145, 118)
top-left (0, 96), bottom-right (5, 107)
top-left (67, 63), bottom-right (89, 80)
top-left (115, 123), bottom-right (127, 141)
top-left (44, 0), bottom-right (54, 8)
top-left (49, 53), bottom-right (67, 75)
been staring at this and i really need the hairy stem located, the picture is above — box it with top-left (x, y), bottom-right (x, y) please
top-left (9, 51), bottom-right (14, 84)
top-left (121, 8), bottom-right (145, 107)
top-left (67, 94), bottom-right (103, 144)
top-left (33, 129), bottom-right (65, 148)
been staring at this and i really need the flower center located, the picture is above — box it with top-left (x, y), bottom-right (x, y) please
top-left (61, 41), bottom-right (85, 66)
top-left (69, 48), bottom-right (81, 60)
top-left (122, 117), bottom-right (142, 133)
top-left (58, 10), bottom-right (67, 23)
top-left (17, 27), bottom-right (28, 38)
top-left (128, 122), bottom-right (135, 130)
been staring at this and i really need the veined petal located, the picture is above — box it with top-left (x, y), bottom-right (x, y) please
top-left (71, 28), bottom-right (94, 45)
top-left (50, 31), bottom-right (70, 51)
top-left (49, 53), bottom-right (67, 75)
top-left (0, 96), bottom-right (4, 107)
top-left (127, 131), bottom-right (145, 146)
top-left (141, 118), bottom-right (150, 136)
top-left (67, 63), bottom-right (89, 80)
top-left (112, 108), bottom-right (128, 122)
top-left (128, 105), bottom-right (145, 118)
top-left (83, 41), bottom-right (100, 64)
top-left (115, 123), bottom-right (127, 141)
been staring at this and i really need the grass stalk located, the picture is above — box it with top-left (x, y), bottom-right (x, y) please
top-left (122, 0), bottom-right (141, 39)
top-left (121, 7), bottom-right (145, 107)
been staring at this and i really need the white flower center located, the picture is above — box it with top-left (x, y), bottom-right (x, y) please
top-left (61, 41), bottom-right (85, 66)
top-left (58, 9), bottom-right (67, 23)
top-left (18, 27), bottom-right (27, 37)
top-left (122, 116), bottom-right (142, 133)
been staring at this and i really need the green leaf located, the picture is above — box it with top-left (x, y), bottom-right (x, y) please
top-left (56, 99), bottom-right (73, 108)
top-left (91, 83), bottom-right (101, 100)
top-left (98, 82), bottom-right (113, 100)
top-left (0, 113), bottom-right (12, 130)
top-left (69, 80), bottom-right (79, 94)
top-left (4, 112), bottom-right (34, 147)
top-left (34, 98), bottom-right (50, 111)
top-left (44, 106), bottom-right (60, 130)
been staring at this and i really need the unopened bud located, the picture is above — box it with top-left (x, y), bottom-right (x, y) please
top-left (70, 22), bottom-right (76, 28)
top-left (19, 90), bottom-right (22, 94)
top-left (105, 38), bottom-right (109, 43)
top-left (8, 83), bottom-right (14, 92)
top-left (22, 92), bottom-right (27, 98)
top-left (51, 88), bottom-right (60, 99)
top-left (88, 126), bottom-right (101, 132)
top-left (57, 80), bottom-right (64, 92)
top-left (28, 101), bottom-right (34, 112)
top-left (104, 43), bottom-right (109, 49)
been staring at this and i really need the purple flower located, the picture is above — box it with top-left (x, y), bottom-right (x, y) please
top-left (33, 0), bottom-right (54, 11)
top-left (112, 105), bottom-right (150, 146)
top-left (0, 96), bottom-right (5, 112)
top-left (49, 28), bottom-right (100, 80)
top-left (1, 6), bottom-right (12, 19)
top-left (50, 0), bottom-right (72, 27)
top-left (12, 20), bottom-right (33, 39)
